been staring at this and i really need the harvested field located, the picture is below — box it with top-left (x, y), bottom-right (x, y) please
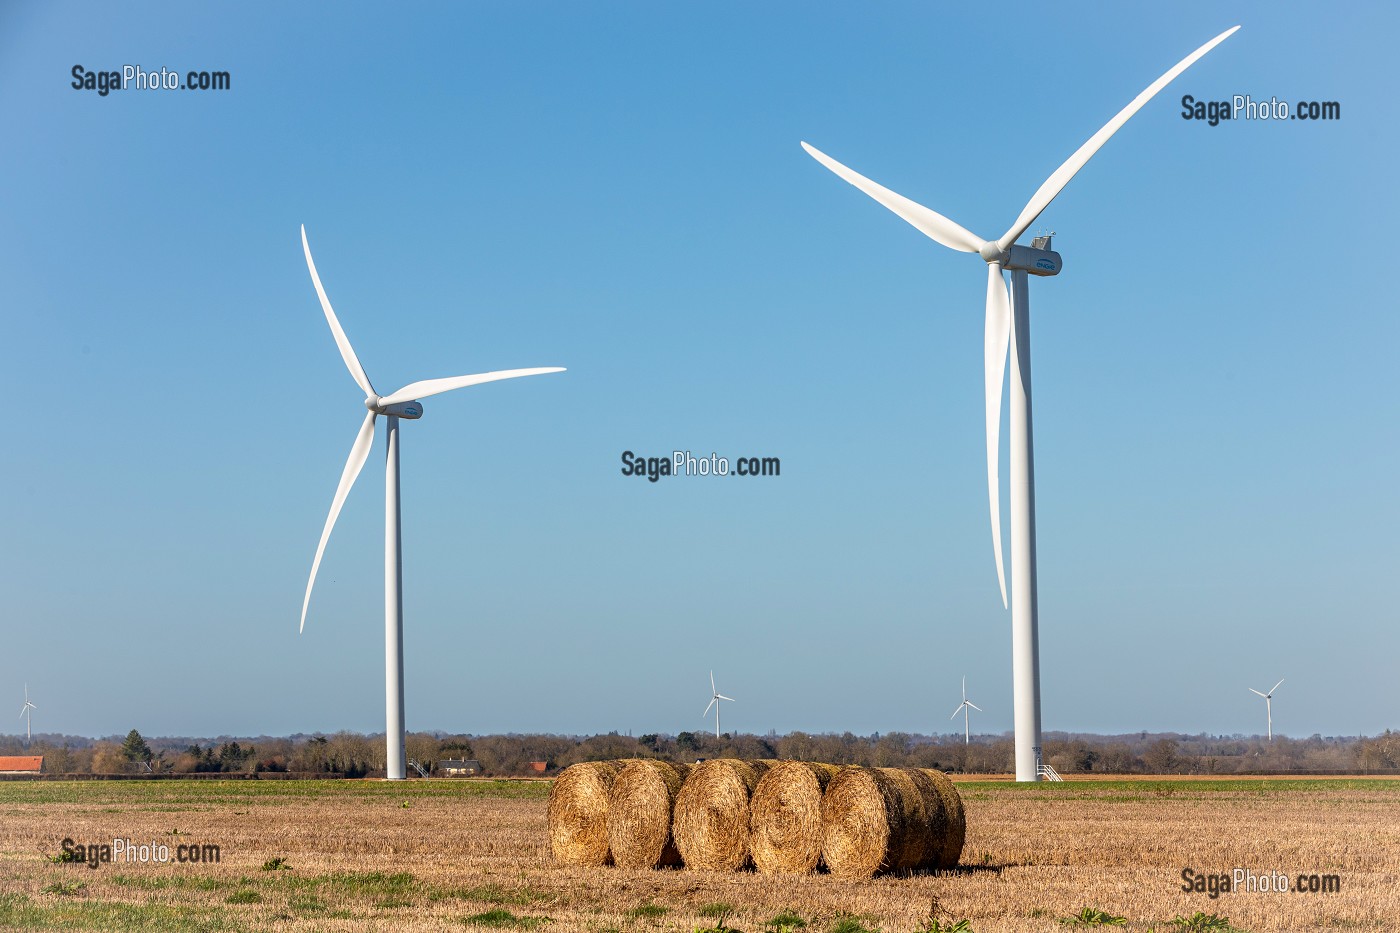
top-left (2, 776), bottom-right (1399, 932)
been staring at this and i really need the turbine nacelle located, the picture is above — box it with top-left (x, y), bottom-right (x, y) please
top-left (1005, 244), bottom-right (1062, 277)
top-left (366, 396), bottom-right (424, 419)
top-left (981, 242), bottom-right (1062, 276)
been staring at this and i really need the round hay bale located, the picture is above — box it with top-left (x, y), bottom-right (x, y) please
top-left (820, 766), bottom-right (948, 879)
top-left (882, 768), bottom-right (942, 870)
top-left (919, 768), bottom-right (965, 869)
top-left (901, 768), bottom-right (953, 868)
top-left (547, 760), bottom-right (624, 866)
top-left (607, 759), bottom-right (692, 869)
top-left (750, 761), bottom-right (840, 874)
top-left (673, 759), bottom-right (779, 871)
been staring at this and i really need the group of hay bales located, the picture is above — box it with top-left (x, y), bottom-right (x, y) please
top-left (547, 758), bottom-right (964, 879)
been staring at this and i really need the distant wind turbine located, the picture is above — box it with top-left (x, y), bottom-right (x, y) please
top-left (18, 685), bottom-right (36, 745)
top-left (949, 676), bottom-right (982, 745)
top-left (1249, 679), bottom-right (1285, 741)
top-left (703, 672), bottom-right (734, 739)
top-left (297, 225), bottom-right (565, 780)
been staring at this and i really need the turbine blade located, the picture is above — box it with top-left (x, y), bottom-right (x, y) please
top-left (949, 705), bottom-right (963, 719)
top-left (996, 26), bottom-right (1240, 252)
top-left (703, 698), bottom-right (716, 716)
top-left (1270, 679), bottom-right (1285, 695)
top-left (300, 411), bottom-right (377, 633)
top-left (984, 262), bottom-right (1011, 608)
top-left (1249, 688), bottom-right (1267, 698)
top-left (967, 702), bottom-right (982, 712)
top-left (379, 367), bottom-right (566, 407)
top-left (301, 226), bottom-right (376, 398)
top-left (716, 694), bottom-right (734, 702)
top-left (711, 671), bottom-right (716, 693)
top-left (800, 142), bottom-right (985, 253)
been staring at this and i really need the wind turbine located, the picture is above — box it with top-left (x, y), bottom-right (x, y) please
top-left (703, 671), bottom-right (734, 739)
top-left (18, 685), bottom-right (35, 745)
top-left (802, 26), bottom-right (1238, 781)
top-left (949, 676), bottom-right (982, 745)
top-left (1249, 678), bottom-right (1284, 741)
top-left (297, 225), bottom-right (565, 781)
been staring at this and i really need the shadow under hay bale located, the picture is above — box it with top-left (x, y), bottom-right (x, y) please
top-left (749, 760), bottom-right (840, 874)
top-left (672, 758), bottom-right (779, 872)
top-left (547, 760), bottom-right (624, 867)
top-left (820, 765), bottom-right (952, 879)
top-left (607, 759), bottom-right (692, 869)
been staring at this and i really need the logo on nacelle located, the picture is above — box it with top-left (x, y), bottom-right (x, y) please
top-left (379, 400), bottom-right (425, 419)
top-left (1035, 259), bottom-right (1055, 271)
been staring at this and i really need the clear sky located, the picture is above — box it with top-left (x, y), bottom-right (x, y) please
top-left (1, 2), bottom-right (1395, 742)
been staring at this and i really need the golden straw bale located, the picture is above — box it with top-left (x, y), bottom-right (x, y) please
top-left (749, 761), bottom-right (840, 874)
top-left (607, 759), bottom-right (692, 869)
top-left (918, 767), bottom-right (966, 869)
top-left (672, 759), bottom-right (779, 871)
top-left (820, 766), bottom-right (949, 879)
top-left (547, 760), bottom-right (624, 866)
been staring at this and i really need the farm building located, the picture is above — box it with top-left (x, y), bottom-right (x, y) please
top-left (0, 756), bottom-right (43, 775)
top-left (528, 761), bottom-right (548, 774)
top-left (438, 758), bottom-right (482, 776)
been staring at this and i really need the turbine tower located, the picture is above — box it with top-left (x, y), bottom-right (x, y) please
top-left (18, 685), bottom-right (36, 745)
top-left (1249, 679), bottom-right (1284, 742)
top-left (703, 671), bottom-right (734, 739)
top-left (802, 26), bottom-right (1238, 781)
top-left (949, 676), bottom-right (982, 745)
top-left (298, 226), bottom-right (565, 780)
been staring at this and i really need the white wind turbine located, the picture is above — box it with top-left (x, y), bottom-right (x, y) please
top-left (949, 676), bottom-right (982, 745)
top-left (297, 225), bottom-right (565, 781)
top-left (802, 26), bottom-right (1238, 781)
top-left (703, 671), bottom-right (734, 739)
top-left (18, 685), bottom-right (36, 745)
top-left (1249, 678), bottom-right (1284, 742)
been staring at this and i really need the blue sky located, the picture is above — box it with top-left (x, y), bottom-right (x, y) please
top-left (1, 2), bottom-right (1394, 742)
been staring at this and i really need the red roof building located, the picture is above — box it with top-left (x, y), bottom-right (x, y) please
top-left (0, 756), bottom-right (43, 773)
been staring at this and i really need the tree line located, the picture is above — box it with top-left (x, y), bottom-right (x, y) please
top-left (3, 729), bottom-right (1397, 777)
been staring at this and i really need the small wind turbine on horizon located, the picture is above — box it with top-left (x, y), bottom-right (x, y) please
top-left (949, 676), bottom-right (982, 745)
top-left (1249, 678), bottom-right (1285, 742)
top-left (18, 685), bottom-right (36, 745)
top-left (297, 225), bottom-right (565, 781)
top-left (703, 672), bottom-right (734, 739)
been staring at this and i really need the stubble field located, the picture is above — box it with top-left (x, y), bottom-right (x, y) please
top-left (0, 776), bottom-right (1397, 932)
